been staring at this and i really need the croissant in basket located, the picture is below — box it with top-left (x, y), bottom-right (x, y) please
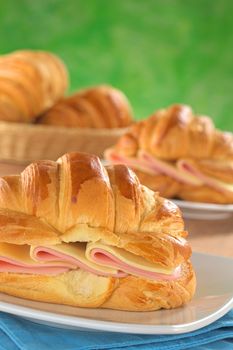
top-left (0, 51), bottom-right (133, 161)
top-left (0, 50), bottom-right (68, 122)
top-left (105, 104), bottom-right (233, 204)
top-left (0, 152), bottom-right (195, 311)
top-left (37, 85), bottom-right (133, 128)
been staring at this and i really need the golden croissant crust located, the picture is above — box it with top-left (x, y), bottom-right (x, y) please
top-left (37, 85), bottom-right (133, 129)
top-left (0, 152), bottom-right (195, 310)
top-left (111, 104), bottom-right (233, 160)
top-left (0, 50), bottom-right (68, 122)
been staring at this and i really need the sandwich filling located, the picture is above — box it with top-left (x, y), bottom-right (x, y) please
top-left (106, 150), bottom-right (233, 195)
top-left (0, 241), bottom-right (181, 281)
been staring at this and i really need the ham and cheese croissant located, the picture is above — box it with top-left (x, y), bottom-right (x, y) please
top-left (0, 50), bottom-right (68, 122)
top-left (105, 104), bottom-right (233, 204)
top-left (0, 152), bottom-right (195, 311)
top-left (37, 85), bottom-right (133, 128)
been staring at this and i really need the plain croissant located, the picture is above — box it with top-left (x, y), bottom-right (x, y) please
top-left (0, 152), bottom-right (195, 311)
top-left (0, 50), bottom-right (68, 122)
top-left (37, 85), bottom-right (133, 128)
top-left (105, 104), bottom-right (233, 203)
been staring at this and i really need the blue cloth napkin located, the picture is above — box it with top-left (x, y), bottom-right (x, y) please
top-left (0, 310), bottom-right (232, 350)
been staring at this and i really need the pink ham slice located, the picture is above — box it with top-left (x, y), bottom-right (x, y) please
top-left (177, 159), bottom-right (233, 195)
top-left (107, 150), bottom-right (233, 195)
top-left (138, 151), bottom-right (203, 185)
top-left (35, 247), bottom-right (182, 281)
top-left (106, 150), bottom-right (202, 185)
top-left (90, 249), bottom-right (181, 281)
top-left (0, 256), bottom-right (70, 275)
top-left (105, 150), bottom-right (159, 175)
top-left (0, 247), bottom-right (126, 277)
top-left (0, 245), bottom-right (181, 280)
top-left (32, 246), bottom-right (127, 278)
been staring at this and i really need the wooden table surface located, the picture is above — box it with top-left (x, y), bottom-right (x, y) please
top-left (186, 217), bottom-right (233, 258)
top-left (0, 162), bottom-right (232, 258)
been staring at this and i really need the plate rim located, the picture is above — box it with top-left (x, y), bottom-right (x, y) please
top-left (173, 199), bottom-right (233, 212)
top-left (0, 252), bottom-right (232, 334)
top-left (0, 294), bottom-right (232, 334)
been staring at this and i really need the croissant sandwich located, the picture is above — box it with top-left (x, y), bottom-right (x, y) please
top-left (0, 152), bottom-right (195, 311)
top-left (105, 104), bottom-right (233, 204)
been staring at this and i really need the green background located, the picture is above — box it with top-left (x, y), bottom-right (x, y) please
top-left (0, 0), bottom-right (232, 130)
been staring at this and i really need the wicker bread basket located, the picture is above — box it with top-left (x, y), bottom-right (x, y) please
top-left (0, 121), bottom-right (128, 164)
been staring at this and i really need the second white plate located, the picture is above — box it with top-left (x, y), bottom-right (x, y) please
top-left (173, 200), bottom-right (233, 220)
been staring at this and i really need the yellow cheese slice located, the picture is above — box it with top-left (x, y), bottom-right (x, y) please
top-left (0, 242), bottom-right (118, 274)
top-left (30, 243), bottom-right (119, 275)
top-left (86, 242), bottom-right (174, 275)
top-left (117, 151), bottom-right (203, 185)
top-left (0, 241), bottom-right (176, 276)
top-left (0, 242), bottom-right (73, 267)
top-left (177, 160), bottom-right (233, 194)
top-left (0, 243), bottom-right (39, 265)
top-left (110, 150), bottom-right (233, 193)
top-left (217, 182), bottom-right (233, 192)
top-left (136, 153), bottom-right (233, 194)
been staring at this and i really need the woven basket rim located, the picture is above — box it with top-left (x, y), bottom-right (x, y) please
top-left (0, 121), bottom-right (131, 136)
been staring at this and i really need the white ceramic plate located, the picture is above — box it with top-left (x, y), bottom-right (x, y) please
top-left (173, 200), bottom-right (233, 220)
top-left (0, 252), bottom-right (232, 334)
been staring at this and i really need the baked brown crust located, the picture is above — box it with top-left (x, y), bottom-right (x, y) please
top-left (38, 85), bottom-right (133, 129)
top-left (0, 208), bottom-right (60, 245)
top-left (134, 169), bottom-right (181, 198)
top-left (0, 152), bottom-right (195, 310)
top-left (102, 260), bottom-right (196, 311)
top-left (178, 185), bottom-right (233, 204)
top-left (134, 163), bottom-right (233, 203)
top-left (177, 159), bottom-right (233, 203)
top-left (0, 270), bottom-right (115, 308)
